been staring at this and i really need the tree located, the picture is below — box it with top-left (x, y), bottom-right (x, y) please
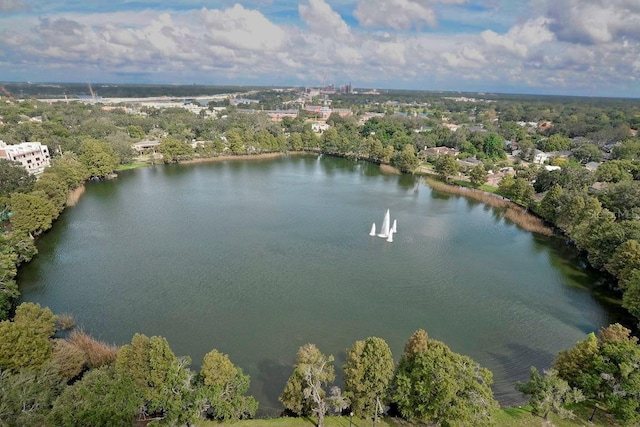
top-left (468, 164), bottom-right (488, 187)
top-left (622, 270), bottom-right (640, 324)
top-left (483, 133), bottom-right (506, 159)
top-left (573, 143), bottom-right (603, 163)
top-left (390, 329), bottom-right (498, 426)
top-left (554, 325), bottom-right (640, 424)
top-left (0, 252), bottom-right (19, 321)
top-left (343, 337), bottom-right (394, 419)
top-left (9, 191), bottom-right (58, 237)
top-left (606, 240), bottom-right (640, 285)
top-left (158, 137), bottom-right (193, 163)
top-left (0, 364), bottom-right (65, 426)
top-left (434, 154), bottom-right (458, 182)
top-left (48, 155), bottom-right (90, 190)
top-left (33, 173), bottom-right (68, 212)
top-left (49, 366), bottom-right (140, 427)
top-left (516, 367), bottom-right (584, 420)
top-left (537, 184), bottom-right (563, 222)
top-left (539, 134), bottom-right (572, 152)
top-left (280, 343), bottom-right (340, 427)
top-left (79, 139), bottom-right (119, 177)
top-left (498, 176), bottom-right (534, 206)
top-left (595, 160), bottom-right (633, 183)
top-left (0, 303), bottom-right (56, 372)
top-left (0, 159), bottom-right (35, 197)
top-left (115, 334), bottom-right (197, 425)
top-left (226, 129), bottom-right (245, 155)
top-left (198, 349), bottom-right (258, 421)
top-left (394, 144), bottom-right (419, 172)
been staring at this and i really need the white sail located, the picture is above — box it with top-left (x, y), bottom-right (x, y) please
top-left (391, 219), bottom-right (397, 233)
top-left (386, 230), bottom-right (393, 242)
top-left (369, 223), bottom-right (376, 236)
top-left (377, 209), bottom-right (390, 238)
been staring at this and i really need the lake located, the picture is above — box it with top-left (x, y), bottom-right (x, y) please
top-left (18, 154), bottom-right (620, 414)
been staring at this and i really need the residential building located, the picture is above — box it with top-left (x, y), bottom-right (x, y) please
top-left (532, 149), bottom-right (551, 164)
top-left (0, 140), bottom-right (50, 174)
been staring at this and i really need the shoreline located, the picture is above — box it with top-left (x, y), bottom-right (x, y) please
top-left (178, 151), bottom-right (312, 165)
top-left (423, 177), bottom-right (553, 236)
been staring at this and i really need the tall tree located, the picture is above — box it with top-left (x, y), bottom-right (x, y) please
top-left (390, 329), bottom-right (498, 426)
top-left (468, 164), bottom-right (488, 187)
top-left (158, 137), bottom-right (193, 163)
top-left (9, 191), bottom-right (58, 237)
top-left (0, 159), bottom-right (35, 197)
top-left (49, 366), bottom-right (139, 427)
top-left (394, 144), bottom-right (419, 172)
top-left (115, 334), bottom-right (197, 425)
top-left (0, 364), bottom-right (65, 426)
top-left (343, 337), bottom-right (394, 419)
top-left (0, 303), bottom-right (57, 372)
top-left (516, 367), bottom-right (584, 420)
top-left (280, 343), bottom-right (340, 427)
top-left (434, 154), bottom-right (458, 183)
top-left (198, 349), bottom-right (258, 421)
top-left (79, 139), bottom-right (119, 177)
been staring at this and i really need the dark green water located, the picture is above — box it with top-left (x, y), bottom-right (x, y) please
top-left (18, 155), bottom-right (619, 414)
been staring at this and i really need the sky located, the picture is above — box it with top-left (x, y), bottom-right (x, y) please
top-left (0, 0), bottom-right (639, 97)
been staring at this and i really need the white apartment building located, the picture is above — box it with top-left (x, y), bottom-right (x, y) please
top-left (0, 141), bottom-right (51, 175)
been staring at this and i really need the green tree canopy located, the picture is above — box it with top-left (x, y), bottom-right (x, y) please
top-left (280, 343), bottom-right (342, 427)
top-left (434, 154), bottom-right (458, 182)
top-left (49, 366), bottom-right (139, 427)
top-left (343, 337), bottom-right (394, 419)
top-left (115, 333), bottom-right (196, 425)
top-left (390, 329), bottom-right (498, 426)
top-left (79, 139), bottom-right (119, 178)
top-left (468, 164), bottom-right (488, 187)
top-left (0, 159), bottom-right (35, 197)
top-left (394, 144), bottom-right (419, 173)
top-left (516, 367), bottom-right (584, 420)
top-left (0, 302), bottom-right (56, 372)
top-left (9, 191), bottom-right (58, 237)
top-left (198, 349), bottom-right (258, 421)
top-left (158, 136), bottom-right (193, 163)
top-left (554, 324), bottom-right (640, 424)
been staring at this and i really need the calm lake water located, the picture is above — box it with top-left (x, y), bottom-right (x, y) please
top-left (18, 155), bottom-right (621, 414)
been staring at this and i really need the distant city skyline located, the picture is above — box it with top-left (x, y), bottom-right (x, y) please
top-left (1, 0), bottom-right (639, 98)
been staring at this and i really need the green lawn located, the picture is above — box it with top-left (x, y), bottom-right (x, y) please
top-left (116, 162), bottom-right (151, 171)
top-left (451, 178), bottom-right (499, 194)
top-left (197, 405), bottom-right (624, 427)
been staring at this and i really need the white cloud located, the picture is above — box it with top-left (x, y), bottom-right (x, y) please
top-left (481, 17), bottom-right (554, 58)
top-left (354, 0), bottom-right (437, 29)
top-left (200, 5), bottom-right (286, 51)
top-left (0, 1), bottom-right (639, 96)
top-left (542, 0), bottom-right (640, 45)
top-left (299, 0), bottom-right (352, 41)
top-left (0, 0), bottom-right (28, 12)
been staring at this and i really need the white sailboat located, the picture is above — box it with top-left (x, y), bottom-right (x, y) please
top-left (377, 209), bottom-right (391, 238)
top-left (369, 223), bottom-right (376, 236)
top-left (386, 230), bottom-right (394, 242)
top-left (391, 219), bottom-right (397, 233)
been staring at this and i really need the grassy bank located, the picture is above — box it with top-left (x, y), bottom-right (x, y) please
top-left (197, 406), bottom-right (620, 427)
top-left (424, 177), bottom-right (553, 236)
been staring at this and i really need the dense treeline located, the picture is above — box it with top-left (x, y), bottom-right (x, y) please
top-left (1, 92), bottom-right (640, 425)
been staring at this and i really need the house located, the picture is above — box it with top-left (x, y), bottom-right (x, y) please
top-left (532, 149), bottom-right (551, 164)
top-left (0, 140), bottom-right (50, 175)
top-left (132, 140), bottom-right (161, 154)
top-left (423, 146), bottom-right (459, 157)
top-left (311, 122), bottom-right (330, 133)
top-left (585, 162), bottom-right (601, 172)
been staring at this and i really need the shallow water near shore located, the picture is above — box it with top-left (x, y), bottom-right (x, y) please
top-left (18, 155), bottom-right (623, 415)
